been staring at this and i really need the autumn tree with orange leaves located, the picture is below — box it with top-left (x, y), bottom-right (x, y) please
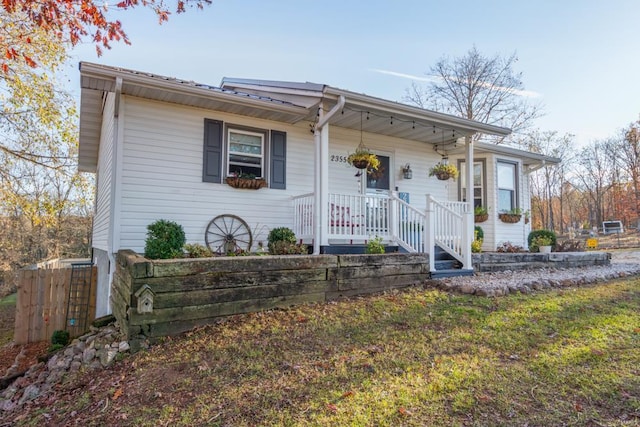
top-left (1, 0), bottom-right (211, 71)
top-left (0, 0), bottom-right (210, 271)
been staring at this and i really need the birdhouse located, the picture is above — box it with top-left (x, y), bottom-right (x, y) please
top-left (134, 284), bottom-right (155, 314)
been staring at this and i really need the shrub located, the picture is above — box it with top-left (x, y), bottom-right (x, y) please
top-left (269, 241), bottom-right (308, 255)
top-left (366, 236), bottom-right (386, 254)
top-left (144, 220), bottom-right (186, 259)
top-left (471, 226), bottom-right (484, 253)
top-left (496, 242), bottom-right (524, 253)
top-left (527, 229), bottom-right (557, 252)
top-left (184, 243), bottom-right (213, 258)
top-left (51, 329), bottom-right (70, 346)
top-left (555, 239), bottom-right (585, 252)
top-left (268, 227), bottom-right (297, 254)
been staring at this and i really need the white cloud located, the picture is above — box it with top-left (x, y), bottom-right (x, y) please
top-left (371, 68), bottom-right (542, 99)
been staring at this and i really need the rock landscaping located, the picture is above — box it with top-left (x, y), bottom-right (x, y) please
top-left (429, 252), bottom-right (640, 297)
top-left (0, 320), bottom-right (148, 412)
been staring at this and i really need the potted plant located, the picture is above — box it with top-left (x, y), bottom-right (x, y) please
top-left (225, 171), bottom-right (267, 189)
top-left (474, 206), bottom-right (488, 223)
top-left (498, 207), bottom-right (522, 223)
top-left (347, 147), bottom-right (380, 170)
top-left (524, 210), bottom-right (530, 224)
top-left (428, 162), bottom-right (459, 181)
top-left (532, 235), bottom-right (553, 253)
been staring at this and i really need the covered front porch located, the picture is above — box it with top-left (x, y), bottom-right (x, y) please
top-left (293, 191), bottom-right (472, 274)
top-left (299, 91), bottom-right (510, 275)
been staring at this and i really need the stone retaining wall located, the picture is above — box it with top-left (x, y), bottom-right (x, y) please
top-left (472, 252), bottom-right (611, 272)
top-left (113, 250), bottom-right (430, 340)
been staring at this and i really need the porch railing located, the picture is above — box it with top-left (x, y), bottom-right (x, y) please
top-left (326, 193), bottom-right (392, 240)
top-left (292, 193), bottom-right (314, 241)
top-left (427, 196), bottom-right (467, 264)
top-left (390, 195), bottom-right (426, 253)
top-left (292, 192), bottom-right (470, 271)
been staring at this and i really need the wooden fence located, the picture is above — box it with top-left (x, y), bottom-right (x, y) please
top-left (14, 265), bottom-right (97, 344)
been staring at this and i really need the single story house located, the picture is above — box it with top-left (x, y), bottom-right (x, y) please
top-left (78, 62), bottom-right (560, 317)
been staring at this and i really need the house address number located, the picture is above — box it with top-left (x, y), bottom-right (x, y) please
top-left (330, 154), bottom-right (348, 163)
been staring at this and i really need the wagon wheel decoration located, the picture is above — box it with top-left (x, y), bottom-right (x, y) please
top-left (205, 214), bottom-right (253, 255)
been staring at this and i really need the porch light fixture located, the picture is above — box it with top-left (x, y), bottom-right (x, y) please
top-left (402, 164), bottom-right (413, 180)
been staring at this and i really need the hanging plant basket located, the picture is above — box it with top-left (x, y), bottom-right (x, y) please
top-left (434, 170), bottom-right (453, 181)
top-left (225, 177), bottom-right (267, 190)
top-left (429, 162), bottom-right (459, 181)
top-left (351, 159), bottom-right (370, 169)
top-left (474, 213), bottom-right (488, 223)
top-left (498, 213), bottom-right (521, 223)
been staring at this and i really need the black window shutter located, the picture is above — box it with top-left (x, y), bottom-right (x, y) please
top-left (203, 119), bottom-right (223, 183)
top-left (270, 130), bottom-right (286, 189)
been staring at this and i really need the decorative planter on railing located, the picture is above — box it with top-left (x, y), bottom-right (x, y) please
top-left (474, 213), bottom-right (488, 223)
top-left (225, 177), bottom-right (267, 189)
top-left (498, 213), bottom-right (521, 223)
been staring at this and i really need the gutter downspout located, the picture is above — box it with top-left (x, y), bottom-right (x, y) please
top-left (313, 95), bottom-right (346, 255)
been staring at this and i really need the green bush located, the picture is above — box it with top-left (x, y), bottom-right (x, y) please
top-left (184, 243), bottom-right (213, 258)
top-left (474, 226), bottom-right (484, 241)
top-left (269, 241), bottom-right (308, 255)
top-left (268, 227), bottom-right (297, 254)
top-left (527, 229), bottom-right (557, 252)
top-left (366, 236), bottom-right (386, 254)
top-left (51, 329), bottom-right (70, 346)
top-left (144, 220), bottom-right (186, 259)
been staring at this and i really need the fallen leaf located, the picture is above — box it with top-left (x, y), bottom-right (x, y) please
top-left (326, 403), bottom-right (337, 412)
top-left (341, 390), bottom-right (354, 399)
top-left (112, 388), bottom-right (123, 400)
top-left (574, 402), bottom-right (583, 412)
top-left (398, 407), bottom-right (413, 416)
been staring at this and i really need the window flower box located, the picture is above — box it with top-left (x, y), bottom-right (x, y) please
top-left (498, 213), bottom-right (521, 223)
top-left (225, 176), bottom-right (267, 189)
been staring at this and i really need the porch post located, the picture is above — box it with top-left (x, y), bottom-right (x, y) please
top-left (319, 123), bottom-right (330, 247)
top-left (425, 194), bottom-right (435, 272)
top-left (463, 136), bottom-right (473, 270)
top-left (312, 104), bottom-right (323, 255)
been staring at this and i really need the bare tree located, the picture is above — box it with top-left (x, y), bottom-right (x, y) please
top-left (404, 46), bottom-right (542, 144)
top-left (618, 121), bottom-right (640, 225)
top-left (572, 140), bottom-right (618, 228)
top-left (525, 131), bottom-right (575, 231)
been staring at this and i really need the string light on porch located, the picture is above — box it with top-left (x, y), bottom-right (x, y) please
top-left (314, 105), bottom-right (462, 144)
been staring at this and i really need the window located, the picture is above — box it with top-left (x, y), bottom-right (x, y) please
top-left (458, 160), bottom-right (485, 208)
top-left (367, 154), bottom-right (390, 191)
top-left (202, 119), bottom-right (287, 189)
top-left (227, 129), bottom-right (264, 178)
top-left (497, 161), bottom-right (517, 212)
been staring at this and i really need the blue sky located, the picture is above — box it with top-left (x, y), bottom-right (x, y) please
top-left (68, 0), bottom-right (640, 146)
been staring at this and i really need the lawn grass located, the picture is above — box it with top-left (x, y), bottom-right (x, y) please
top-left (19, 280), bottom-right (640, 426)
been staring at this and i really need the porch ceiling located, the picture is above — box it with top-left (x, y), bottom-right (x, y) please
top-left (320, 88), bottom-right (512, 146)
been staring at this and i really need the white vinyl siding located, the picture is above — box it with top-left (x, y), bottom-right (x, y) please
top-left (117, 97), bottom-right (312, 253)
top-left (92, 93), bottom-right (116, 251)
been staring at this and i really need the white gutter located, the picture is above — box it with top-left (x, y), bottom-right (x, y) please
top-left (313, 95), bottom-right (346, 255)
